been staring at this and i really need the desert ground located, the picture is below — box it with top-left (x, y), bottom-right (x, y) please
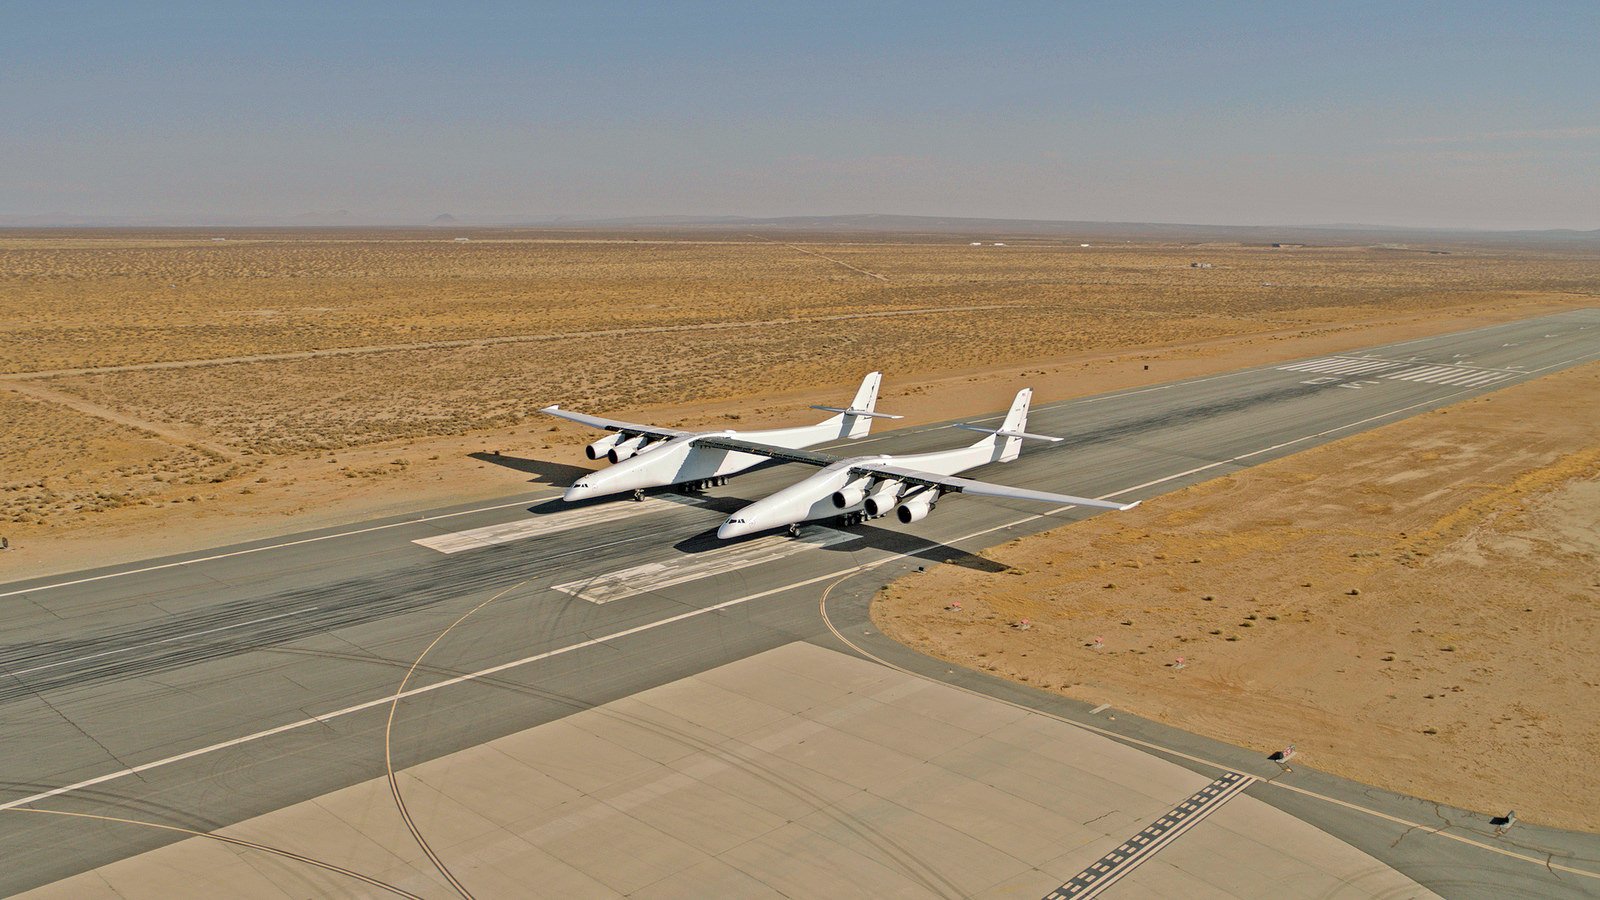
top-left (874, 360), bottom-right (1600, 831)
top-left (2, 229), bottom-right (1598, 579)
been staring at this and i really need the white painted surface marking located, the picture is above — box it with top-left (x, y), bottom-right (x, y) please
top-left (1276, 356), bottom-right (1405, 376)
top-left (1090, 703), bottom-right (1112, 714)
top-left (411, 497), bottom-right (701, 554)
top-left (553, 528), bottom-right (855, 604)
top-left (1382, 364), bottom-right (1513, 387)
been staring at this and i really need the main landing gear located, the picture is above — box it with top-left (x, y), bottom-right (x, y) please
top-left (675, 477), bottom-right (729, 495)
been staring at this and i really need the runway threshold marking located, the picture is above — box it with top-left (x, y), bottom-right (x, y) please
top-left (1277, 356), bottom-right (1407, 376)
top-left (411, 496), bottom-right (704, 554)
top-left (1045, 772), bottom-right (1257, 899)
top-left (552, 528), bottom-right (854, 604)
top-left (6, 341), bottom-right (1599, 876)
top-left (1381, 365), bottom-right (1514, 387)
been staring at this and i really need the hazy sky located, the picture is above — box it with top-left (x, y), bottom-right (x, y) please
top-left (3, 2), bottom-right (1597, 228)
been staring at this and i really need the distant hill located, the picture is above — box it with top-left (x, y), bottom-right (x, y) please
top-left (430, 213), bottom-right (459, 225)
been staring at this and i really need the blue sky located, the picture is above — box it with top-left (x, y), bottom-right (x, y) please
top-left (3, 2), bottom-right (1596, 228)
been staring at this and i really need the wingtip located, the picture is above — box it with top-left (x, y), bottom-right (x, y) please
top-left (540, 404), bottom-right (560, 412)
top-left (1120, 500), bottom-right (1142, 511)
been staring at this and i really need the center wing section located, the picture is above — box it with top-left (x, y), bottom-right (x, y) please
top-left (539, 405), bottom-right (691, 441)
top-left (851, 462), bottom-right (1139, 511)
top-left (691, 435), bottom-right (840, 466)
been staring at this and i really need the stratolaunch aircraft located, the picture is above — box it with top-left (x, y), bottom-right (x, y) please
top-left (714, 388), bottom-right (1136, 539)
top-left (541, 372), bottom-right (898, 502)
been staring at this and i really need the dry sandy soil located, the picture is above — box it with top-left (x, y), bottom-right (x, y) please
top-left (874, 361), bottom-right (1600, 831)
top-left (2, 229), bottom-right (1597, 582)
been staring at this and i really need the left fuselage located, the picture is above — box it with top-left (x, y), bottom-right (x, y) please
top-left (564, 419), bottom-right (849, 502)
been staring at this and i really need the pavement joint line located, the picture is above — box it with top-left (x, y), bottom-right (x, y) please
top-left (3, 313), bottom-right (1583, 597)
top-left (7, 359), bottom-right (1594, 818)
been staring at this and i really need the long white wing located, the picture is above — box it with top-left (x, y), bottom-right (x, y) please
top-left (853, 462), bottom-right (1139, 511)
top-left (539, 405), bottom-right (690, 440)
top-left (691, 435), bottom-right (837, 465)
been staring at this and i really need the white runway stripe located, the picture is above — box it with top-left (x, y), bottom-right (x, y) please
top-left (1277, 356), bottom-right (1403, 375)
top-left (553, 528), bottom-right (855, 604)
top-left (413, 497), bottom-right (702, 553)
top-left (1381, 365), bottom-right (1514, 386)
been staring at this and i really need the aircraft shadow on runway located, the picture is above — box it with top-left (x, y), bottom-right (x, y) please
top-left (468, 451), bottom-right (592, 486)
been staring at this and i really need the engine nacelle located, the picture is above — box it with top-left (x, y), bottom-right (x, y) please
top-left (831, 475), bottom-right (874, 509)
top-left (863, 481), bottom-right (904, 517)
top-left (607, 435), bottom-right (648, 463)
top-left (585, 433), bottom-right (624, 460)
top-left (896, 489), bottom-right (937, 524)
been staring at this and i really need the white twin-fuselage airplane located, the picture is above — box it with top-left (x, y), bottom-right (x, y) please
top-left (713, 387), bottom-right (1136, 538)
top-left (544, 377), bottom-right (1137, 539)
top-left (540, 372), bottom-right (898, 502)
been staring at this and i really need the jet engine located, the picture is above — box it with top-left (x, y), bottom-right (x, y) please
top-left (896, 489), bottom-right (937, 524)
top-left (607, 435), bottom-right (648, 463)
top-left (863, 481), bottom-right (904, 517)
top-left (831, 475), bottom-right (874, 509)
top-left (585, 433), bottom-right (624, 460)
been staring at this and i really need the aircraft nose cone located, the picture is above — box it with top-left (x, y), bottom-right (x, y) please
top-left (717, 519), bottom-right (750, 539)
top-left (564, 483), bottom-right (594, 502)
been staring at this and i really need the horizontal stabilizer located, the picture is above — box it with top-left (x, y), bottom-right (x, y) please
top-left (952, 423), bottom-right (1062, 442)
top-left (811, 405), bottom-right (903, 419)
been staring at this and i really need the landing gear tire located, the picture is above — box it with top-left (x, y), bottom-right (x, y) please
top-left (632, 488), bottom-right (645, 502)
top-left (787, 523), bottom-right (801, 537)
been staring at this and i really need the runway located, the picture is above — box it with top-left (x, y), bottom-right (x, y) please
top-left (2, 309), bottom-right (1598, 896)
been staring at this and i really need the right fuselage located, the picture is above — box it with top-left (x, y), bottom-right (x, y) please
top-left (717, 439), bottom-right (1001, 538)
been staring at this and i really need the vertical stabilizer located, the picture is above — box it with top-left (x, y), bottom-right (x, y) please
top-left (996, 388), bottom-right (1031, 461)
top-left (842, 371), bottom-right (882, 438)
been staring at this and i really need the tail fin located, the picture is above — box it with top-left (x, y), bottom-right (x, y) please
top-left (952, 388), bottom-right (1060, 462)
top-left (996, 388), bottom-right (1031, 461)
top-left (811, 371), bottom-right (900, 439)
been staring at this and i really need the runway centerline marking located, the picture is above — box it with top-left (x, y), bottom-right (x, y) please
top-left (412, 497), bottom-right (705, 554)
top-left (553, 528), bottom-right (854, 604)
top-left (1046, 772), bottom-right (1257, 899)
top-left (10, 349), bottom-right (1597, 818)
